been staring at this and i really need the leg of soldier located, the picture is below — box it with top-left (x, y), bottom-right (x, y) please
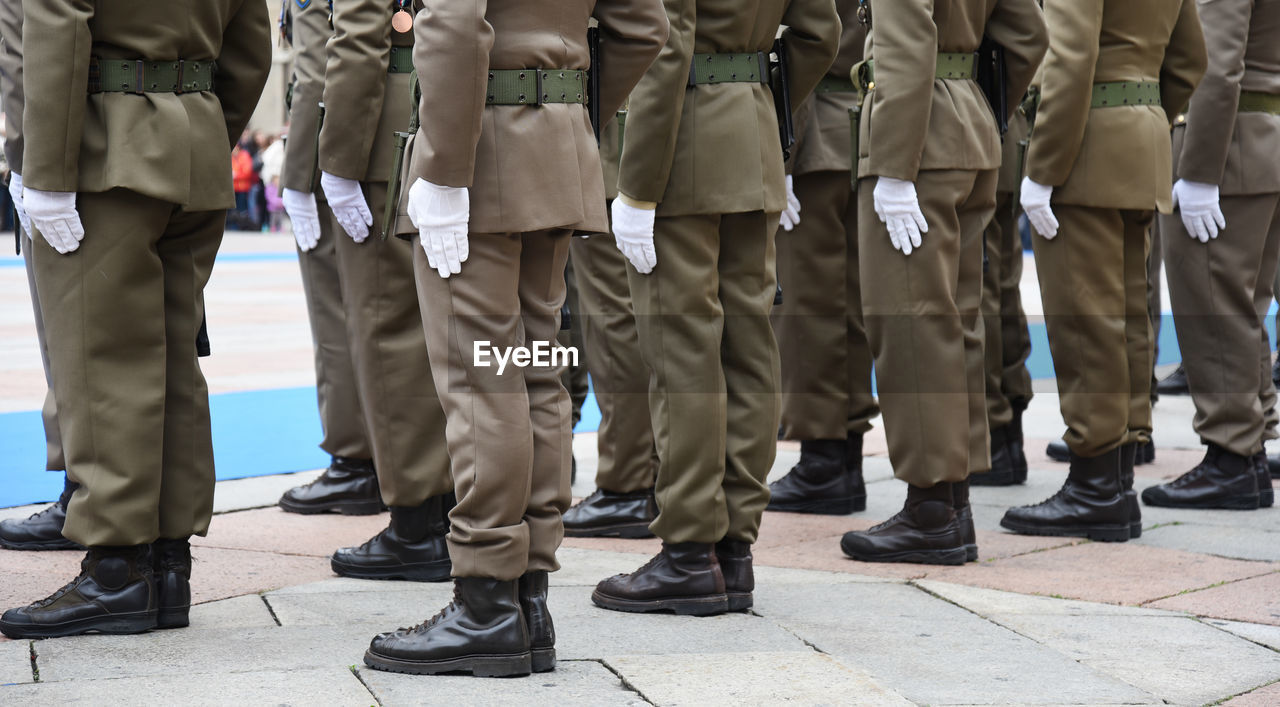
top-left (983, 192), bottom-right (1015, 432)
top-left (1252, 197), bottom-right (1280, 443)
top-left (23, 244), bottom-right (65, 472)
top-left (1147, 217), bottom-right (1163, 401)
top-left (559, 256), bottom-right (589, 429)
top-left (999, 202), bottom-right (1034, 411)
top-left (842, 177), bottom-right (879, 439)
top-left (1124, 211), bottom-right (1155, 446)
top-left (719, 209), bottom-right (782, 544)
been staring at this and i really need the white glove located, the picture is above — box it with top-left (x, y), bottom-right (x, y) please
top-left (8, 172), bottom-right (32, 238)
top-left (407, 178), bottom-right (469, 279)
top-left (282, 188), bottom-right (322, 252)
top-left (1172, 179), bottom-right (1225, 243)
top-left (320, 171), bottom-right (373, 243)
top-left (872, 177), bottom-right (928, 256)
top-left (611, 198), bottom-right (657, 274)
top-left (780, 174), bottom-right (801, 232)
top-left (1020, 177), bottom-right (1059, 240)
top-left (24, 188), bottom-right (84, 254)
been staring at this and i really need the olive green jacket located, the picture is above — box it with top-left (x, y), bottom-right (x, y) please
top-left (1025, 0), bottom-right (1206, 212)
top-left (618, 0), bottom-right (840, 216)
top-left (0, 0), bottom-right (23, 173)
top-left (21, 0), bottom-right (271, 210)
top-left (281, 0), bottom-right (333, 196)
top-left (791, 0), bottom-right (864, 177)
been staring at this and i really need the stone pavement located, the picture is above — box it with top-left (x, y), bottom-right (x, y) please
top-left (2, 232), bottom-right (1279, 705)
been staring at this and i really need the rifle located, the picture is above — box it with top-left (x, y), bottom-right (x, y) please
top-left (587, 27), bottom-right (602, 143)
top-left (770, 39), bottom-right (796, 160)
top-left (976, 37), bottom-right (1009, 136)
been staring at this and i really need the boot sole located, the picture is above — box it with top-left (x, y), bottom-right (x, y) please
top-left (766, 496), bottom-right (866, 515)
top-left (968, 472), bottom-right (1023, 487)
top-left (278, 498), bottom-right (385, 516)
top-left (964, 544), bottom-right (978, 563)
top-left (590, 589), bottom-right (729, 616)
top-left (727, 592), bottom-right (753, 612)
top-left (331, 557), bottom-right (452, 582)
top-left (0, 611), bottom-right (157, 639)
top-left (1141, 495), bottom-right (1260, 511)
top-left (1130, 522), bottom-right (1142, 539)
top-left (531, 648), bottom-right (556, 673)
top-left (157, 606), bottom-right (190, 630)
top-left (999, 518), bottom-right (1131, 542)
top-left (563, 522), bottom-right (654, 539)
top-left (0, 537), bottom-right (83, 551)
top-left (840, 543), bottom-right (968, 566)
top-left (364, 649), bottom-right (532, 677)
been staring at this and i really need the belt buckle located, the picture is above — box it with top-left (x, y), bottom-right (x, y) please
top-left (133, 60), bottom-right (146, 95)
top-left (533, 69), bottom-right (544, 106)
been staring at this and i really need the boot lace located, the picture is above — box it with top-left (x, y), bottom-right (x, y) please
top-left (396, 586), bottom-right (461, 633)
top-left (21, 502), bottom-right (61, 522)
top-left (30, 569), bottom-right (88, 608)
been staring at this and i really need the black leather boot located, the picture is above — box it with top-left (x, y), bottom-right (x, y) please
top-left (840, 482), bottom-right (967, 565)
top-left (1142, 444), bottom-right (1260, 510)
top-left (1268, 453), bottom-right (1280, 480)
top-left (0, 545), bottom-right (157, 638)
top-left (562, 488), bottom-right (656, 538)
top-left (364, 577), bottom-right (531, 677)
top-left (331, 493), bottom-right (453, 581)
top-left (0, 477), bottom-right (81, 550)
top-left (1155, 364), bottom-right (1190, 396)
top-left (279, 456), bottom-right (382, 515)
top-left (153, 538), bottom-right (192, 629)
top-left (1009, 402), bottom-right (1029, 482)
top-left (972, 425), bottom-right (1023, 486)
top-left (952, 480), bottom-right (978, 562)
top-left (1135, 439), bottom-right (1156, 465)
top-left (766, 437), bottom-right (866, 514)
top-left (714, 538), bottom-right (754, 611)
top-left (592, 542), bottom-right (728, 616)
top-left (1000, 448), bottom-right (1129, 541)
top-left (1254, 453), bottom-right (1274, 508)
top-left (1046, 439), bottom-right (1070, 463)
top-left (1118, 443), bottom-right (1142, 538)
top-left (517, 571), bottom-right (555, 673)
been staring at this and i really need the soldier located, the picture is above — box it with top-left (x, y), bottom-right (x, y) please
top-left (1002, 0), bottom-right (1205, 541)
top-left (562, 117), bottom-right (660, 538)
top-left (766, 4), bottom-right (876, 516)
top-left (0, 0), bottom-right (78, 552)
top-left (590, 0), bottom-right (839, 615)
top-left (314, 0), bottom-right (456, 582)
top-left (838, 0), bottom-right (1047, 566)
top-left (275, 0), bottom-right (382, 517)
top-left (0, 0), bottom-right (270, 639)
top-left (1144, 0), bottom-right (1280, 511)
top-left (361, 0), bottom-right (666, 677)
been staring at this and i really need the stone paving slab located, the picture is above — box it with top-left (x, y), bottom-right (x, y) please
top-left (1139, 504), bottom-right (1280, 532)
top-left (267, 577), bottom-right (426, 596)
top-left (984, 613), bottom-right (1280, 705)
top-left (266, 582), bottom-right (455, 631)
top-left (914, 580), bottom-right (1183, 618)
top-left (1205, 618), bottom-right (1280, 652)
top-left (1148, 571), bottom-right (1280, 625)
top-left (359, 660), bottom-right (646, 706)
top-left (210, 470), bottom-right (323, 514)
top-left (189, 594), bottom-right (279, 629)
top-left (753, 582), bottom-right (1157, 705)
top-left (606, 651), bottom-right (911, 706)
top-left (187, 546), bottom-right (339, 605)
top-left (194, 505), bottom-right (391, 558)
top-left (0, 667), bottom-right (375, 705)
top-left (0, 640), bottom-right (31, 685)
top-left (1223, 680), bottom-right (1280, 706)
top-left (1133, 522), bottom-right (1280, 562)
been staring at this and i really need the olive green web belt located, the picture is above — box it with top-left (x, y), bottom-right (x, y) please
top-left (1239, 90), bottom-right (1280, 115)
top-left (486, 69), bottom-right (586, 105)
top-left (387, 46), bottom-right (414, 74)
top-left (1090, 81), bottom-right (1161, 108)
top-left (687, 52), bottom-right (769, 86)
top-left (88, 58), bottom-right (215, 93)
top-left (816, 75), bottom-right (857, 94)
top-left (854, 52), bottom-right (978, 89)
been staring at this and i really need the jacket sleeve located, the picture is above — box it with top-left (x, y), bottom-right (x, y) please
top-left (321, 0), bottom-right (396, 179)
top-left (1175, 0), bottom-right (1238, 185)
top-left (216, 0), bottom-right (273, 149)
top-left (985, 0), bottom-right (1048, 122)
top-left (615, 0), bottom-right (694, 203)
top-left (1024, 0), bottom-right (1103, 188)
top-left (780, 0), bottom-right (840, 110)
top-left (19, 0), bottom-right (93, 192)
top-left (0, 0), bottom-right (24, 174)
top-left (407, 0), bottom-right (492, 189)
top-left (864, 0), bottom-right (938, 181)
top-left (593, 0), bottom-right (669, 121)
top-left (281, 0), bottom-right (331, 193)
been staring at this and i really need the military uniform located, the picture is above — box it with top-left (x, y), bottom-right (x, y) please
top-left (361, 0), bottom-right (666, 678)
top-left (275, 0), bottom-right (381, 516)
top-left (1003, 0), bottom-right (1205, 541)
top-left (316, 0), bottom-right (457, 581)
top-left (589, 0), bottom-right (839, 616)
top-left (766, 4), bottom-right (876, 515)
top-left (0, 0), bottom-right (271, 639)
top-left (1148, 0), bottom-right (1280, 510)
top-left (0, 0), bottom-right (78, 551)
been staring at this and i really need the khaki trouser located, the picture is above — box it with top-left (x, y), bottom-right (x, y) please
top-left (859, 170), bottom-right (995, 486)
top-left (570, 231), bottom-right (657, 493)
top-left (982, 190), bottom-right (1034, 429)
top-left (332, 182), bottom-right (451, 506)
top-left (1163, 193), bottom-right (1280, 456)
top-left (296, 201), bottom-right (372, 460)
top-left (414, 229), bottom-right (573, 581)
top-left (1032, 205), bottom-right (1154, 457)
top-left (33, 189), bottom-right (221, 546)
top-left (773, 171), bottom-right (878, 441)
top-left (22, 233), bottom-right (65, 471)
top-left (558, 256), bottom-right (589, 428)
top-left (1148, 217), bottom-right (1164, 393)
top-left (627, 211), bottom-right (781, 545)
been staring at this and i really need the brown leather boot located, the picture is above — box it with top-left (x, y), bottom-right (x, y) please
top-left (562, 488), bottom-right (656, 538)
top-left (1142, 444), bottom-right (1260, 510)
top-left (714, 538), bottom-right (754, 611)
top-left (840, 482), bottom-right (967, 565)
top-left (592, 542), bottom-right (728, 616)
top-left (364, 577), bottom-right (531, 677)
top-left (1001, 447), bottom-right (1130, 541)
top-left (0, 545), bottom-right (157, 638)
top-left (766, 437), bottom-right (866, 514)
top-left (518, 571), bottom-right (555, 673)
